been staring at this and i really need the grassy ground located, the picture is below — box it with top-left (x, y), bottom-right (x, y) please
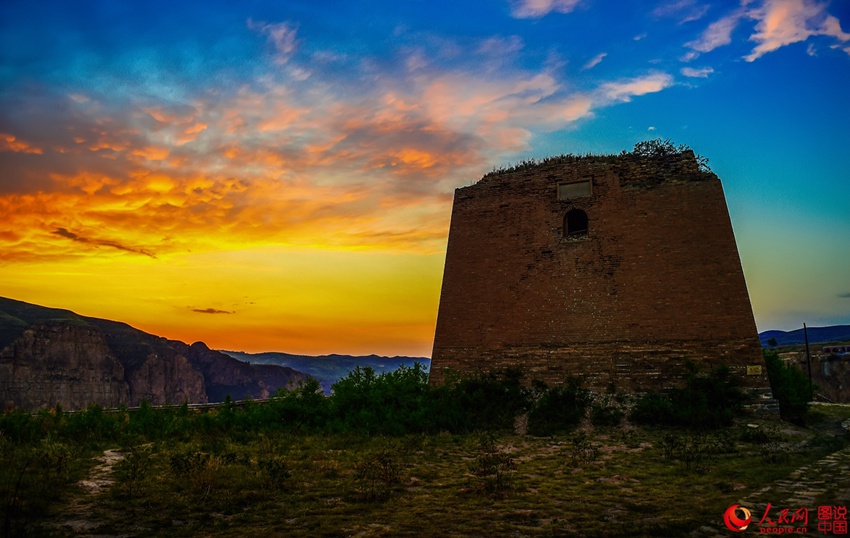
top-left (31, 405), bottom-right (850, 538)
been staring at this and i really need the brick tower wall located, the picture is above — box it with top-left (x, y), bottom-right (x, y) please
top-left (429, 151), bottom-right (769, 392)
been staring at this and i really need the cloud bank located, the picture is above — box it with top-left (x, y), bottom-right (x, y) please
top-left (0, 17), bottom-right (674, 262)
top-left (683, 0), bottom-right (850, 61)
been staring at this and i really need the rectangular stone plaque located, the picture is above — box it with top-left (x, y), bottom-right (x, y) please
top-left (747, 365), bottom-right (763, 375)
top-left (557, 180), bottom-right (591, 200)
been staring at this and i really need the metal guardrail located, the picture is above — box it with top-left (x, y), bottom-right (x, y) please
top-left (58, 397), bottom-right (281, 414)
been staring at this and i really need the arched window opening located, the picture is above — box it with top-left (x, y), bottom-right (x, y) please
top-left (565, 209), bottom-right (588, 237)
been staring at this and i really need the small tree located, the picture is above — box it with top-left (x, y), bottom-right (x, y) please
top-left (763, 349), bottom-right (811, 423)
top-left (630, 138), bottom-right (712, 172)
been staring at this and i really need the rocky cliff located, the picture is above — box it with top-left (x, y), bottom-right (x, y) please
top-left (0, 322), bottom-right (128, 410)
top-left (0, 297), bottom-right (310, 411)
top-left (171, 341), bottom-right (310, 401)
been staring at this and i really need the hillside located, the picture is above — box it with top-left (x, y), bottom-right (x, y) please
top-left (759, 325), bottom-right (850, 347)
top-left (223, 350), bottom-right (430, 393)
top-left (0, 297), bottom-right (310, 410)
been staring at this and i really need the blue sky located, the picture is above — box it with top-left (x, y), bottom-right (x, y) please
top-left (1, 0), bottom-right (848, 355)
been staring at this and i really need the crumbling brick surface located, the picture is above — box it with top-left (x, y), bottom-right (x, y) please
top-left (430, 151), bottom-right (769, 391)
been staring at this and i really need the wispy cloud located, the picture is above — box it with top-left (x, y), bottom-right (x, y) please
top-left (247, 19), bottom-right (299, 64)
top-left (477, 35), bottom-right (524, 56)
top-left (192, 308), bottom-right (235, 314)
top-left (510, 0), bottom-right (582, 19)
top-left (682, 0), bottom-right (850, 62)
top-left (684, 10), bottom-right (744, 57)
top-left (652, 0), bottom-right (710, 23)
top-left (745, 0), bottom-right (850, 61)
top-left (681, 66), bottom-right (714, 78)
top-left (838, 292), bottom-right (850, 299)
top-left (52, 227), bottom-right (157, 258)
top-left (582, 52), bottom-right (607, 70)
top-left (597, 73), bottom-right (674, 103)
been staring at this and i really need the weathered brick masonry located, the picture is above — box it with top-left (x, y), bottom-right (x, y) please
top-left (430, 150), bottom-right (771, 393)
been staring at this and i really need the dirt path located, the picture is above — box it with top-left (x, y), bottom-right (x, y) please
top-left (692, 438), bottom-right (850, 537)
top-left (48, 448), bottom-right (125, 537)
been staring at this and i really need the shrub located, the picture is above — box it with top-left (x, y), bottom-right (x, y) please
top-left (629, 393), bottom-right (675, 426)
top-left (36, 437), bottom-right (72, 484)
top-left (763, 349), bottom-right (811, 423)
top-left (353, 450), bottom-right (402, 501)
top-left (0, 410), bottom-right (40, 445)
top-left (113, 444), bottom-right (153, 500)
top-left (64, 404), bottom-right (120, 445)
top-left (1, 436), bottom-right (76, 536)
top-left (590, 396), bottom-right (624, 427)
top-left (629, 364), bottom-right (747, 429)
top-left (266, 377), bottom-right (331, 432)
top-left (427, 368), bottom-right (530, 434)
top-left (257, 457), bottom-right (291, 490)
top-left (740, 426), bottom-right (771, 445)
top-left (468, 434), bottom-right (518, 497)
top-left (169, 448), bottom-right (212, 480)
top-left (565, 432), bottom-right (600, 467)
top-left (527, 378), bottom-right (589, 436)
top-left (630, 139), bottom-right (711, 172)
top-left (330, 363), bottom-right (430, 435)
top-left (127, 400), bottom-right (173, 438)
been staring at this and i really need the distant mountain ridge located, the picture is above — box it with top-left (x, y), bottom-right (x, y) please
top-left (0, 297), bottom-right (310, 411)
top-left (222, 350), bottom-right (430, 393)
top-left (759, 325), bottom-right (850, 347)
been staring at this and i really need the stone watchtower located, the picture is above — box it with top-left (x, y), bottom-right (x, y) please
top-left (430, 147), bottom-right (770, 393)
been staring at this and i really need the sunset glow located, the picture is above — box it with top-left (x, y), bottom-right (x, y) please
top-left (2, 0), bottom-right (848, 355)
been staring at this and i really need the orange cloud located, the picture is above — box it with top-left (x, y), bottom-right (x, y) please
top-left (0, 28), bottom-right (678, 270)
top-left (1, 133), bottom-right (43, 154)
top-left (745, 0), bottom-right (850, 61)
top-left (130, 146), bottom-right (170, 161)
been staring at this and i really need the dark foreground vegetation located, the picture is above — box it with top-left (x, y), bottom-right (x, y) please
top-left (2, 355), bottom-right (848, 537)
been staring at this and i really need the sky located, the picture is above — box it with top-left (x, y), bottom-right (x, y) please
top-left (1, 0), bottom-right (848, 357)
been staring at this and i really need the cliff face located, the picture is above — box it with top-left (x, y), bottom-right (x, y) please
top-left (171, 341), bottom-right (310, 402)
top-left (127, 350), bottom-right (207, 406)
top-left (0, 322), bottom-right (129, 410)
top-left (0, 297), bottom-right (311, 411)
top-left (87, 318), bottom-right (208, 406)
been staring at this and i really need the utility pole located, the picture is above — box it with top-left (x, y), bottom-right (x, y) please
top-left (804, 323), bottom-right (813, 401)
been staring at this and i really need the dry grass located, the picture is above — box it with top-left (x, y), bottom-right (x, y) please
top-left (38, 406), bottom-right (850, 537)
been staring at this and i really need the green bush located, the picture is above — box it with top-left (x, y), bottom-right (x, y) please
top-left (763, 349), bottom-right (811, 423)
top-left (1, 436), bottom-right (77, 536)
top-left (629, 364), bottom-right (747, 429)
top-left (629, 393), bottom-right (675, 426)
top-left (590, 397), bottom-right (624, 427)
top-left (64, 404), bottom-right (120, 445)
top-left (428, 368), bottom-right (530, 433)
top-left (0, 409), bottom-right (40, 445)
top-left (127, 400), bottom-right (174, 438)
top-left (527, 378), bottom-right (589, 436)
top-left (330, 363), bottom-right (430, 435)
top-left (266, 377), bottom-right (331, 432)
